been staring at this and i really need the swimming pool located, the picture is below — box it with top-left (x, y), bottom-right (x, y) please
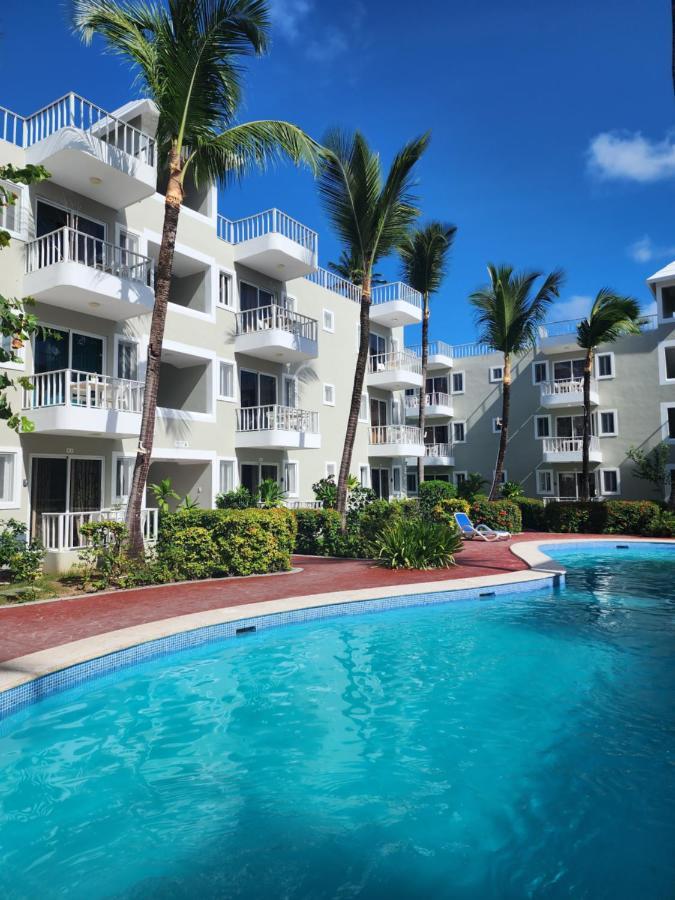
top-left (0, 541), bottom-right (673, 898)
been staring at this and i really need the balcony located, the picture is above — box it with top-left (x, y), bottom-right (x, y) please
top-left (540, 378), bottom-right (598, 409)
top-left (235, 305), bottom-right (318, 363)
top-left (423, 442), bottom-right (455, 466)
top-left (235, 405), bottom-right (320, 450)
top-left (369, 282), bottom-right (423, 327)
top-left (25, 227), bottom-right (154, 320)
top-left (23, 369), bottom-right (144, 437)
top-left (407, 340), bottom-right (453, 370)
top-left (4, 94), bottom-right (157, 208)
top-left (369, 424), bottom-right (424, 458)
top-left (542, 436), bottom-right (602, 464)
top-left (219, 209), bottom-right (318, 280)
top-left (40, 508), bottom-right (158, 553)
top-left (366, 350), bottom-right (423, 391)
top-left (405, 391), bottom-right (454, 419)
top-left (538, 315), bottom-right (659, 354)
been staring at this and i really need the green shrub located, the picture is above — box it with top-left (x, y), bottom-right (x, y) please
top-left (500, 480), bottom-right (524, 499)
top-left (357, 499), bottom-right (407, 556)
top-left (215, 486), bottom-right (255, 509)
top-left (257, 478), bottom-right (285, 508)
top-left (515, 497), bottom-right (547, 531)
top-left (0, 519), bottom-right (44, 584)
top-left (294, 508), bottom-right (342, 555)
top-left (457, 473), bottom-right (489, 502)
top-left (77, 520), bottom-right (131, 589)
top-left (418, 480), bottom-right (456, 514)
top-left (376, 518), bottom-right (462, 570)
top-left (312, 475), bottom-right (338, 509)
top-left (430, 498), bottom-right (471, 526)
top-left (470, 499), bottom-right (522, 533)
top-left (157, 525), bottom-right (217, 580)
top-left (597, 500), bottom-right (661, 535)
top-left (651, 510), bottom-right (675, 537)
top-left (543, 501), bottom-right (594, 533)
top-left (158, 508), bottom-right (296, 577)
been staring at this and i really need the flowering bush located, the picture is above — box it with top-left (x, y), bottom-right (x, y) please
top-left (470, 499), bottom-right (522, 533)
top-left (514, 497), bottom-right (547, 531)
top-left (430, 498), bottom-right (471, 526)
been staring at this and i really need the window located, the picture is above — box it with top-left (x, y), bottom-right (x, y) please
top-left (239, 281), bottom-right (275, 312)
top-left (534, 415), bottom-right (550, 439)
top-left (114, 457), bottom-right (133, 502)
top-left (553, 359), bottom-right (585, 381)
top-left (536, 470), bottom-right (554, 495)
top-left (596, 353), bottom-right (614, 379)
top-left (284, 462), bottom-right (298, 497)
top-left (661, 286), bottom-right (675, 320)
top-left (358, 394), bottom-right (368, 422)
top-left (406, 470), bottom-right (418, 494)
top-left (600, 469), bottom-right (620, 495)
top-left (532, 361), bottom-right (548, 384)
top-left (283, 376), bottom-right (297, 408)
top-left (359, 465), bottom-right (370, 488)
top-left (453, 421), bottom-right (466, 443)
top-left (326, 462), bottom-right (337, 478)
top-left (489, 366), bottom-right (503, 383)
top-left (218, 271), bottom-right (233, 308)
top-left (668, 407), bottom-right (675, 441)
top-left (493, 469), bottom-right (507, 485)
top-left (322, 309), bottom-right (335, 332)
top-left (0, 181), bottom-right (20, 235)
top-left (219, 459), bottom-right (235, 494)
top-left (392, 467), bottom-right (402, 494)
top-left (664, 345), bottom-right (675, 381)
top-left (492, 417), bottom-right (503, 433)
top-left (117, 339), bottom-right (138, 381)
top-left (218, 361), bottom-right (235, 400)
top-left (323, 383), bottom-right (335, 406)
top-left (451, 371), bottom-right (465, 394)
top-left (599, 410), bottom-right (617, 436)
top-left (0, 451), bottom-right (17, 506)
top-left (454, 471), bottom-right (467, 486)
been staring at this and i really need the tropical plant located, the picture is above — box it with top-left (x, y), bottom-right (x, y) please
top-left (149, 478), bottom-right (180, 515)
top-left (77, 520), bottom-right (130, 589)
top-left (327, 249), bottom-right (384, 286)
top-left (456, 472), bottom-right (488, 502)
top-left (312, 475), bottom-right (338, 508)
top-left (376, 518), bottom-right (462, 570)
top-left (180, 494), bottom-right (200, 510)
top-left (470, 265), bottom-right (563, 498)
top-left (215, 485), bottom-right (254, 509)
top-left (627, 441), bottom-right (674, 509)
top-left (399, 222), bottom-right (456, 486)
top-left (576, 289), bottom-right (641, 500)
top-left (257, 478), bottom-right (285, 508)
top-left (317, 129), bottom-right (429, 521)
top-left (73, 0), bottom-right (322, 555)
top-left (500, 480), bottom-right (524, 499)
top-left (0, 519), bottom-right (44, 583)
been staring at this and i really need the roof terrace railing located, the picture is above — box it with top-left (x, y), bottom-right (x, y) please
top-left (304, 267), bottom-right (362, 302)
top-left (538, 314), bottom-right (658, 340)
top-left (371, 281), bottom-right (423, 308)
top-left (217, 208), bottom-right (318, 254)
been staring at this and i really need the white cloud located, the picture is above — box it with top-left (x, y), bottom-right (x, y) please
top-left (551, 294), bottom-right (594, 322)
top-left (627, 234), bottom-right (675, 264)
top-left (305, 29), bottom-right (348, 62)
top-left (587, 130), bottom-right (675, 182)
top-left (270, 0), bottom-right (312, 42)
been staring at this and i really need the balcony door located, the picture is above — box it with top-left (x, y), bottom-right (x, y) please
top-left (36, 201), bottom-right (105, 241)
top-left (240, 370), bottom-right (277, 408)
top-left (424, 424), bottom-right (448, 446)
top-left (555, 415), bottom-right (586, 438)
top-left (34, 329), bottom-right (104, 375)
top-left (30, 456), bottom-right (103, 542)
top-left (425, 375), bottom-right (448, 395)
top-left (557, 472), bottom-right (596, 500)
top-left (371, 468), bottom-right (390, 500)
top-left (369, 332), bottom-right (386, 361)
top-left (553, 359), bottom-right (585, 382)
top-left (240, 463), bottom-right (278, 495)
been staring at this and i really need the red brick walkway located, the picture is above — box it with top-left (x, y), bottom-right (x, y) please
top-left (0, 534), bottom-right (561, 664)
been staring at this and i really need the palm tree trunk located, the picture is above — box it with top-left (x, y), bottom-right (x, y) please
top-left (336, 273), bottom-right (371, 526)
top-left (417, 294), bottom-right (429, 488)
top-left (126, 147), bottom-right (184, 557)
top-left (580, 348), bottom-right (593, 502)
top-left (490, 354), bottom-right (510, 500)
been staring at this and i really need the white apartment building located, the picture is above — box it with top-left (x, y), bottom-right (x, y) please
top-left (1, 94), bottom-right (673, 572)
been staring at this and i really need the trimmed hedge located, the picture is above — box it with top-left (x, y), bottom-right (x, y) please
top-left (515, 497), bottom-right (547, 531)
top-left (430, 498), bottom-right (471, 526)
top-left (294, 508), bottom-right (342, 556)
top-left (418, 480), bottom-right (456, 514)
top-left (542, 499), bottom-right (662, 535)
top-left (158, 508), bottom-right (297, 578)
top-left (470, 499), bottom-right (523, 533)
top-left (543, 501), bottom-right (593, 534)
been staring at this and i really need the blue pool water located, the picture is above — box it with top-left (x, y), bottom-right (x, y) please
top-left (0, 543), bottom-right (674, 899)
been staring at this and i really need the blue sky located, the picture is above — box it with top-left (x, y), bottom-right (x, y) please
top-left (1, 0), bottom-right (673, 344)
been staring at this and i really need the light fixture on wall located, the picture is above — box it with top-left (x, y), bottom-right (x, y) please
top-left (89, 176), bottom-right (103, 186)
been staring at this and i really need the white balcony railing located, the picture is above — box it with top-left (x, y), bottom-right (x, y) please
top-left (543, 436), bottom-right (600, 455)
top-left (451, 341), bottom-right (496, 359)
top-left (23, 369), bottom-right (144, 413)
top-left (40, 507), bottom-right (158, 552)
top-left (283, 500), bottom-right (323, 510)
top-left (370, 424), bottom-right (423, 446)
top-left (425, 442), bottom-right (454, 459)
top-left (407, 340), bottom-right (453, 359)
top-left (371, 282), bottom-right (423, 309)
top-left (304, 266), bottom-right (362, 303)
top-left (405, 391), bottom-right (452, 410)
top-left (235, 304), bottom-right (317, 342)
top-left (1, 93), bottom-right (156, 164)
top-left (538, 315), bottom-right (658, 340)
top-left (26, 226), bottom-right (154, 287)
top-left (218, 208), bottom-right (318, 253)
top-left (369, 350), bottom-right (422, 375)
top-left (540, 378), bottom-right (594, 397)
top-left (236, 405), bottom-right (319, 434)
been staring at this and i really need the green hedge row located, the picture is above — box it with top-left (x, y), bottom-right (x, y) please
top-left (470, 499), bottom-right (523, 533)
top-left (511, 498), bottom-right (673, 536)
top-left (158, 508), bottom-right (297, 579)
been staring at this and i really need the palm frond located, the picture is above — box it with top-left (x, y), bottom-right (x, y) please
top-left (576, 288), bottom-right (642, 349)
top-left (399, 221), bottom-right (457, 296)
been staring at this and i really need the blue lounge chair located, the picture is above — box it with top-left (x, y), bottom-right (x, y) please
top-left (454, 511), bottom-right (511, 542)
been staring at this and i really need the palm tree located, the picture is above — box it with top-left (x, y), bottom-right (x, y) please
top-left (470, 265), bottom-right (564, 500)
top-left (73, 0), bottom-right (321, 556)
top-left (399, 223), bottom-right (456, 488)
top-left (576, 289), bottom-right (641, 500)
top-left (327, 249), bottom-right (384, 287)
top-left (318, 130), bottom-right (429, 520)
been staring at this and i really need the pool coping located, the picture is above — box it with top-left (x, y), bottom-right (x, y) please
top-left (1, 536), bottom-right (673, 718)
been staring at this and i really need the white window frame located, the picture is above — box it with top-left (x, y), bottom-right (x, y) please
top-left (534, 414), bottom-right (551, 439)
top-left (111, 453), bottom-right (136, 505)
top-left (454, 470), bottom-right (468, 486)
top-left (391, 465), bottom-right (402, 496)
top-left (493, 469), bottom-right (508, 485)
top-left (359, 464), bottom-right (370, 488)
top-left (217, 358), bottom-right (236, 402)
top-left (598, 409), bottom-right (618, 437)
top-left (406, 468), bottom-right (418, 495)
top-left (283, 460), bottom-right (299, 498)
top-left (325, 461), bottom-right (337, 479)
top-left (599, 467), bottom-right (620, 496)
top-left (38, 322), bottom-right (108, 375)
top-left (658, 339), bottom-right (675, 385)
top-left (661, 403), bottom-right (675, 443)
top-left (453, 420), bottom-right (466, 443)
top-left (0, 180), bottom-right (26, 239)
top-left (451, 370), bottom-right (465, 395)
top-left (322, 308), bottom-right (335, 333)
top-left (114, 335), bottom-right (141, 381)
top-left (358, 393), bottom-right (369, 423)
top-left (532, 360), bottom-right (549, 385)
top-left (217, 269), bottom-right (235, 309)
top-left (323, 383), bottom-right (336, 406)
top-left (489, 365), bottom-right (504, 383)
top-left (0, 448), bottom-right (20, 508)
top-left (492, 417), bottom-right (503, 434)
top-left (658, 284), bottom-right (675, 323)
top-left (595, 351), bottom-right (615, 380)
top-left (217, 457), bottom-right (237, 495)
top-left (282, 374), bottom-right (297, 409)
top-left (536, 469), bottom-right (554, 496)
